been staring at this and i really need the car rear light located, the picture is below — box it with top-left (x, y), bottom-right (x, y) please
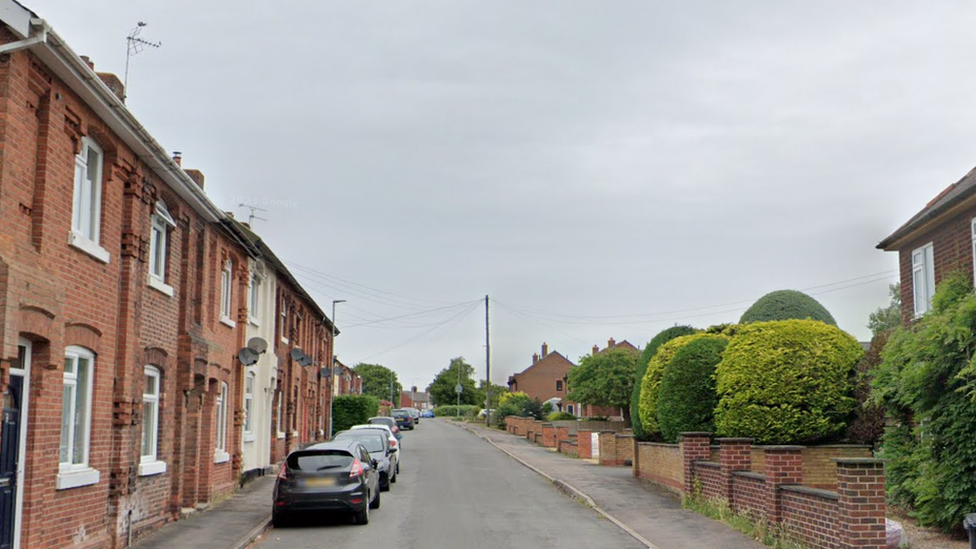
top-left (392, 426), bottom-right (399, 434)
top-left (389, 438), bottom-right (397, 448)
top-left (277, 462), bottom-right (288, 481)
top-left (349, 458), bottom-right (364, 479)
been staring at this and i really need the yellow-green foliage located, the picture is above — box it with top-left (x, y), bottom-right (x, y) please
top-left (499, 391), bottom-right (528, 406)
top-left (714, 319), bottom-right (862, 444)
top-left (639, 333), bottom-right (718, 438)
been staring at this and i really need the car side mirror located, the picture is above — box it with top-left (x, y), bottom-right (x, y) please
top-left (387, 448), bottom-right (395, 456)
top-left (371, 459), bottom-right (379, 470)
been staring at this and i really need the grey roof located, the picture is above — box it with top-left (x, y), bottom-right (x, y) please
top-left (877, 165), bottom-right (976, 250)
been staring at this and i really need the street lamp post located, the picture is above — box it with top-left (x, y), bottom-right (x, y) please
top-left (327, 299), bottom-right (345, 439)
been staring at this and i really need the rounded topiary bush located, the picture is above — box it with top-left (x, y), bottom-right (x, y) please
top-left (739, 290), bottom-right (836, 326)
top-left (546, 411), bottom-right (577, 421)
top-left (714, 319), bottom-right (862, 444)
top-left (631, 326), bottom-right (697, 440)
top-left (657, 335), bottom-right (729, 443)
top-left (638, 332), bottom-right (712, 439)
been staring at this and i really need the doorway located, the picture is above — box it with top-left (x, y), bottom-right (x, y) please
top-left (0, 339), bottom-right (31, 549)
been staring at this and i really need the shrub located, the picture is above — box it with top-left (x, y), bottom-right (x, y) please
top-left (639, 333), bottom-right (711, 439)
top-left (631, 326), bottom-right (697, 440)
top-left (840, 332), bottom-right (887, 445)
top-left (332, 395), bottom-right (380, 435)
top-left (433, 405), bottom-right (480, 417)
top-left (657, 335), bottom-right (729, 443)
top-left (546, 411), bottom-right (577, 421)
top-left (714, 319), bottom-right (861, 444)
top-left (739, 290), bottom-right (836, 326)
top-left (872, 271), bottom-right (976, 532)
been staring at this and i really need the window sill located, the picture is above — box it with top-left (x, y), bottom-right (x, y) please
top-left (277, 432), bottom-right (285, 440)
top-left (56, 467), bottom-right (100, 490)
top-left (214, 451), bottom-right (230, 464)
top-left (138, 460), bottom-right (167, 477)
top-left (248, 317), bottom-right (260, 327)
top-left (68, 231), bottom-right (110, 264)
top-left (243, 433), bottom-right (255, 443)
top-left (147, 275), bottom-right (174, 297)
top-left (220, 316), bottom-right (236, 329)
top-left (280, 337), bottom-right (289, 345)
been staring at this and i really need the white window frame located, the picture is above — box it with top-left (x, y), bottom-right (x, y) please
top-left (243, 372), bottom-right (255, 442)
top-left (139, 366), bottom-right (167, 476)
top-left (58, 346), bottom-right (100, 490)
top-left (248, 272), bottom-right (261, 325)
top-left (912, 242), bottom-right (935, 317)
top-left (68, 137), bottom-right (110, 263)
top-left (220, 259), bottom-right (236, 327)
top-left (276, 389), bottom-right (285, 439)
top-left (971, 219), bottom-right (976, 289)
top-left (147, 201), bottom-right (176, 297)
top-left (280, 301), bottom-right (289, 343)
top-left (215, 382), bottom-right (230, 463)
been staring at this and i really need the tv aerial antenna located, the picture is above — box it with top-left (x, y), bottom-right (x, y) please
top-left (124, 22), bottom-right (161, 101)
top-left (239, 203), bottom-right (268, 228)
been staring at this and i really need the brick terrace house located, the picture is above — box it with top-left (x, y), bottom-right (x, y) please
top-left (332, 359), bottom-right (362, 396)
top-left (580, 338), bottom-right (639, 419)
top-left (0, 4), bottom-right (337, 548)
top-left (877, 164), bottom-right (976, 321)
top-left (507, 343), bottom-right (582, 415)
top-left (400, 386), bottom-right (430, 410)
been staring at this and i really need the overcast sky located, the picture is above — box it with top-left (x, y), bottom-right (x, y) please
top-left (29, 1), bottom-right (976, 390)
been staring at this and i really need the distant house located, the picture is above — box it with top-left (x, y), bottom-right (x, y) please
top-left (579, 338), bottom-right (639, 419)
top-left (507, 343), bottom-right (581, 415)
top-left (877, 166), bottom-right (976, 323)
top-left (400, 386), bottom-right (431, 410)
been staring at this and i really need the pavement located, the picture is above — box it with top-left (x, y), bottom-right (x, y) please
top-left (129, 475), bottom-right (273, 549)
top-left (456, 421), bottom-right (765, 549)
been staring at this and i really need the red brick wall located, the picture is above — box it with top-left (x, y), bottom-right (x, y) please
top-left (781, 487), bottom-right (840, 549)
top-left (696, 462), bottom-right (723, 500)
top-left (577, 430), bottom-right (593, 458)
top-left (635, 443), bottom-right (683, 493)
top-left (507, 350), bottom-right (577, 409)
top-left (541, 424), bottom-right (556, 448)
top-left (731, 473), bottom-right (767, 519)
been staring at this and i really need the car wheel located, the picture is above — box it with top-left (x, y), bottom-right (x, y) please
top-left (381, 473), bottom-right (390, 492)
top-left (396, 462), bottom-right (400, 474)
top-left (354, 498), bottom-right (370, 525)
top-left (390, 469), bottom-right (397, 484)
top-left (370, 488), bottom-right (381, 509)
top-left (272, 512), bottom-right (288, 529)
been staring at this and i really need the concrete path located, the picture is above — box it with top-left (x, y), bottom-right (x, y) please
top-left (129, 475), bottom-right (273, 549)
top-left (460, 421), bottom-right (765, 549)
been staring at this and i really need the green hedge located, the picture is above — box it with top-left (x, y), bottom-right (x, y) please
top-left (546, 411), bottom-right (577, 421)
top-left (631, 326), bottom-right (697, 440)
top-left (332, 395), bottom-right (380, 435)
top-left (739, 289), bottom-right (836, 325)
top-left (714, 319), bottom-right (861, 444)
top-left (638, 333), bottom-right (711, 439)
top-left (657, 335), bottom-right (729, 443)
top-left (433, 405), bottom-right (480, 418)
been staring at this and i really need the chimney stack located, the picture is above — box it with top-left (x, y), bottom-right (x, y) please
top-left (184, 168), bottom-right (205, 190)
top-left (592, 344), bottom-right (599, 355)
top-left (411, 386), bottom-right (417, 393)
top-left (172, 151), bottom-right (182, 167)
top-left (80, 55), bottom-right (95, 70)
top-left (608, 337), bottom-right (616, 348)
top-left (541, 342), bottom-right (548, 357)
top-left (532, 353), bottom-right (539, 365)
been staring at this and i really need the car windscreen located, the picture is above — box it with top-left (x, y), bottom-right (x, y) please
top-left (368, 418), bottom-right (395, 426)
top-left (286, 450), bottom-right (353, 471)
top-left (392, 411), bottom-right (408, 418)
top-left (335, 434), bottom-right (385, 453)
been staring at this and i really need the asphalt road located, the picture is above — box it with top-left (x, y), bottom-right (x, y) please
top-left (254, 418), bottom-right (646, 549)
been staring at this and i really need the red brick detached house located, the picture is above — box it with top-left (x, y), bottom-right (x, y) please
top-left (877, 165), bottom-right (976, 322)
top-left (0, 4), bottom-right (337, 548)
top-left (507, 343), bottom-right (582, 415)
top-left (581, 338), bottom-right (639, 419)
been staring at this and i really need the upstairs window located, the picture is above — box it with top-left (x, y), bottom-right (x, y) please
top-left (148, 201), bottom-right (176, 295)
top-left (555, 379), bottom-right (563, 392)
top-left (280, 301), bottom-right (289, 343)
top-left (220, 259), bottom-right (235, 326)
top-left (912, 243), bottom-right (935, 317)
top-left (69, 137), bottom-right (109, 262)
top-left (248, 272), bottom-right (261, 323)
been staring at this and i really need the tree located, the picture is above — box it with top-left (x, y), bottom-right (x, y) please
top-left (631, 326), bottom-right (697, 439)
top-left (478, 379), bottom-right (508, 409)
top-left (867, 283), bottom-right (901, 337)
top-left (657, 335), bottom-right (729, 443)
top-left (740, 289), bottom-right (836, 325)
top-left (427, 357), bottom-right (480, 407)
top-left (567, 347), bottom-right (639, 424)
top-left (352, 363), bottom-right (402, 405)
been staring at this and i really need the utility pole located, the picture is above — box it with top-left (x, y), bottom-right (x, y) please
top-left (327, 299), bottom-right (345, 439)
top-left (390, 370), bottom-right (395, 406)
top-left (456, 361), bottom-right (461, 419)
top-left (485, 295), bottom-right (491, 427)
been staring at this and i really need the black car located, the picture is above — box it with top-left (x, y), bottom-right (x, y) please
top-left (391, 409), bottom-right (415, 430)
top-left (273, 440), bottom-right (381, 527)
top-left (333, 430), bottom-right (396, 491)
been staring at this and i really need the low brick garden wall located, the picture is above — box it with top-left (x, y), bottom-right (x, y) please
top-left (709, 444), bottom-right (872, 490)
top-left (633, 442), bottom-right (683, 493)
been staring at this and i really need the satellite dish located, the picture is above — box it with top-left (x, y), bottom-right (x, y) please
top-left (299, 355), bottom-right (313, 367)
top-left (320, 367), bottom-right (332, 378)
top-left (290, 348), bottom-right (304, 361)
top-left (247, 337), bottom-right (268, 354)
top-left (238, 347), bottom-right (259, 366)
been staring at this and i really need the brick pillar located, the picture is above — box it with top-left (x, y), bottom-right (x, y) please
top-left (631, 437), bottom-right (640, 478)
top-left (680, 432), bottom-right (712, 495)
top-left (835, 458), bottom-right (886, 549)
top-left (764, 446), bottom-right (803, 523)
top-left (718, 438), bottom-right (753, 506)
top-left (555, 426), bottom-right (570, 446)
top-left (541, 423), bottom-right (556, 447)
top-left (578, 430), bottom-right (593, 459)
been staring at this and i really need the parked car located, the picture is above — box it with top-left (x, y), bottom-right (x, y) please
top-left (272, 440), bottom-right (381, 527)
top-left (405, 407), bottom-right (421, 423)
top-left (334, 429), bottom-right (396, 490)
top-left (391, 409), bottom-right (415, 430)
top-left (478, 408), bottom-right (496, 418)
top-left (421, 409), bottom-right (434, 418)
top-left (351, 424), bottom-right (401, 473)
top-left (366, 416), bottom-right (401, 438)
